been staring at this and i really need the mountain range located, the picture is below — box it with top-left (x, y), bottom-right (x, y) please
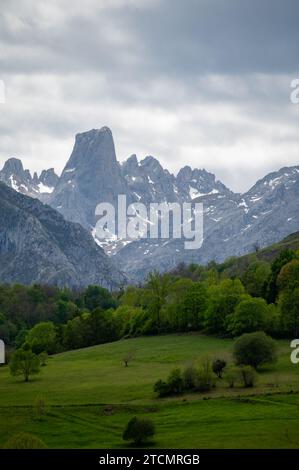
top-left (1, 126), bottom-right (298, 282)
top-left (0, 182), bottom-right (125, 289)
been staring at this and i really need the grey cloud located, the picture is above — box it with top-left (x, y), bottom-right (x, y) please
top-left (0, 0), bottom-right (299, 192)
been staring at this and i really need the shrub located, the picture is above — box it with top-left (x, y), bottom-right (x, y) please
top-left (154, 379), bottom-right (170, 398)
top-left (194, 358), bottom-right (215, 392)
top-left (233, 331), bottom-right (277, 370)
top-left (224, 366), bottom-right (240, 388)
top-left (123, 417), bottom-right (155, 445)
top-left (39, 351), bottom-right (48, 367)
top-left (212, 359), bottom-right (227, 378)
top-left (183, 365), bottom-right (198, 390)
top-left (3, 433), bottom-right (48, 449)
top-left (167, 368), bottom-right (184, 395)
top-left (238, 365), bottom-right (257, 388)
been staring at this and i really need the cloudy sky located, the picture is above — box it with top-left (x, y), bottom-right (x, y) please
top-left (0, 0), bottom-right (299, 192)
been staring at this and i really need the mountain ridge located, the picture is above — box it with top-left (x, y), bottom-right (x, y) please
top-left (1, 126), bottom-right (298, 280)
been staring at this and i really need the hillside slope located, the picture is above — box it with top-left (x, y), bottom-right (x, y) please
top-left (0, 183), bottom-right (125, 289)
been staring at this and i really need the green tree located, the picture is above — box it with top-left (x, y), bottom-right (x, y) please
top-left (233, 331), bottom-right (277, 370)
top-left (10, 346), bottom-right (40, 382)
top-left (265, 249), bottom-right (297, 303)
top-left (277, 259), bottom-right (299, 292)
top-left (146, 272), bottom-right (172, 328)
top-left (279, 287), bottom-right (299, 336)
top-left (228, 297), bottom-right (268, 336)
top-left (84, 285), bottom-right (117, 311)
top-left (242, 261), bottom-right (271, 297)
top-left (26, 321), bottom-right (57, 354)
top-left (123, 417), bottom-right (155, 445)
top-left (204, 279), bottom-right (246, 334)
top-left (181, 282), bottom-right (208, 330)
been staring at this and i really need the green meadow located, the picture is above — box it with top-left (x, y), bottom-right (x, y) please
top-left (1, 334), bottom-right (299, 448)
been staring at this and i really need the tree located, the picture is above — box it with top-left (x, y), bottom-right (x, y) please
top-left (84, 285), bottom-right (117, 311)
top-left (279, 287), bottom-right (299, 336)
top-left (10, 346), bottom-right (40, 382)
top-left (181, 282), bottom-right (208, 330)
top-left (265, 249), bottom-right (297, 303)
top-left (146, 271), bottom-right (172, 328)
top-left (123, 417), bottom-right (155, 445)
top-left (204, 279), bottom-right (246, 334)
top-left (227, 297), bottom-right (268, 336)
top-left (212, 359), bottom-right (226, 378)
top-left (233, 332), bottom-right (277, 370)
top-left (122, 350), bottom-right (135, 367)
top-left (277, 259), bottom-right (299, 292)
top-left (26, 321), bottom-right (57, 354)
top-left (241, 261), bottom-right (271, 297)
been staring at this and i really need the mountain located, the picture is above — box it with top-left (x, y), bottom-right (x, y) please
top-left (49, 127), bottom-right (129, 230)
top-left (0, 158), bottom-right (59, 198)
top-left (1, 127), bottom-right (298, 282)
top-left (0, 182), bottom-right (125, 288)
top-left (114, 165), bottom-right (299, 280)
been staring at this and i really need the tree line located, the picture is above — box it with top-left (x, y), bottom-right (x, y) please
top-left (0, 248), bottom-right (298, 357)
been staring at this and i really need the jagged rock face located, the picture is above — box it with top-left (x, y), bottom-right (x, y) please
top-left (176, 166), bottom-right (231, 201)
top-left (49, 128), bottom-right (129, 229)
top-left (0, 182), bottom-right (125, 289)
top-left (114, 166), bottom-right (299, 280)
top-left (1, 127), bottom-right (299, 282)
top-left (121, 154), bottom-right (178, 204)
top-left (0, 158), bottom-right (59, 198)
top-left (39, 168), bottom-right (59, 190)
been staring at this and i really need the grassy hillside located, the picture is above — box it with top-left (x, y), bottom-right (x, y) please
top-left (221, 230), bottom-right (299, 277)
top-left (1, 334), bottom-right (299, 448)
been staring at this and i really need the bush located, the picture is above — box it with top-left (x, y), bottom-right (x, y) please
top-left (154, 379), bottom-right (170, 398)
top-left (39, 351), bottom-right (48, 367)
top-left (194, 360), bottom-right (215, 392)
top-left (3, 433), bottom-right (48, 449)
top-left (233, 331), bottom-right (277, 370)
top-left (154, 368), bottom-right (184, 397)
top-left (212, 359), bottom-right (226, 378)
top-left (167, 368), bottom-right (184, 394)
top-left (238, 365), bottom-right (257, 388)
top-left (123, 417), bottom-right (155, 445)
top-left (224, 366), bottom-right (240, 388)
top-left (183, 365), bottom-right (198, 390)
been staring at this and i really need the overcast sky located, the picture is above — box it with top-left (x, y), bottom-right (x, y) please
top-left (0, 0), bottom-right (299, 192)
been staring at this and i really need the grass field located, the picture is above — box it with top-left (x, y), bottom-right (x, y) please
top-left (0, 333), bottom-right (299, 448)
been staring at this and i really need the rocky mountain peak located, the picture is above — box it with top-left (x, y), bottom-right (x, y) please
top-left (2, 157), bottom-right (25, 177)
